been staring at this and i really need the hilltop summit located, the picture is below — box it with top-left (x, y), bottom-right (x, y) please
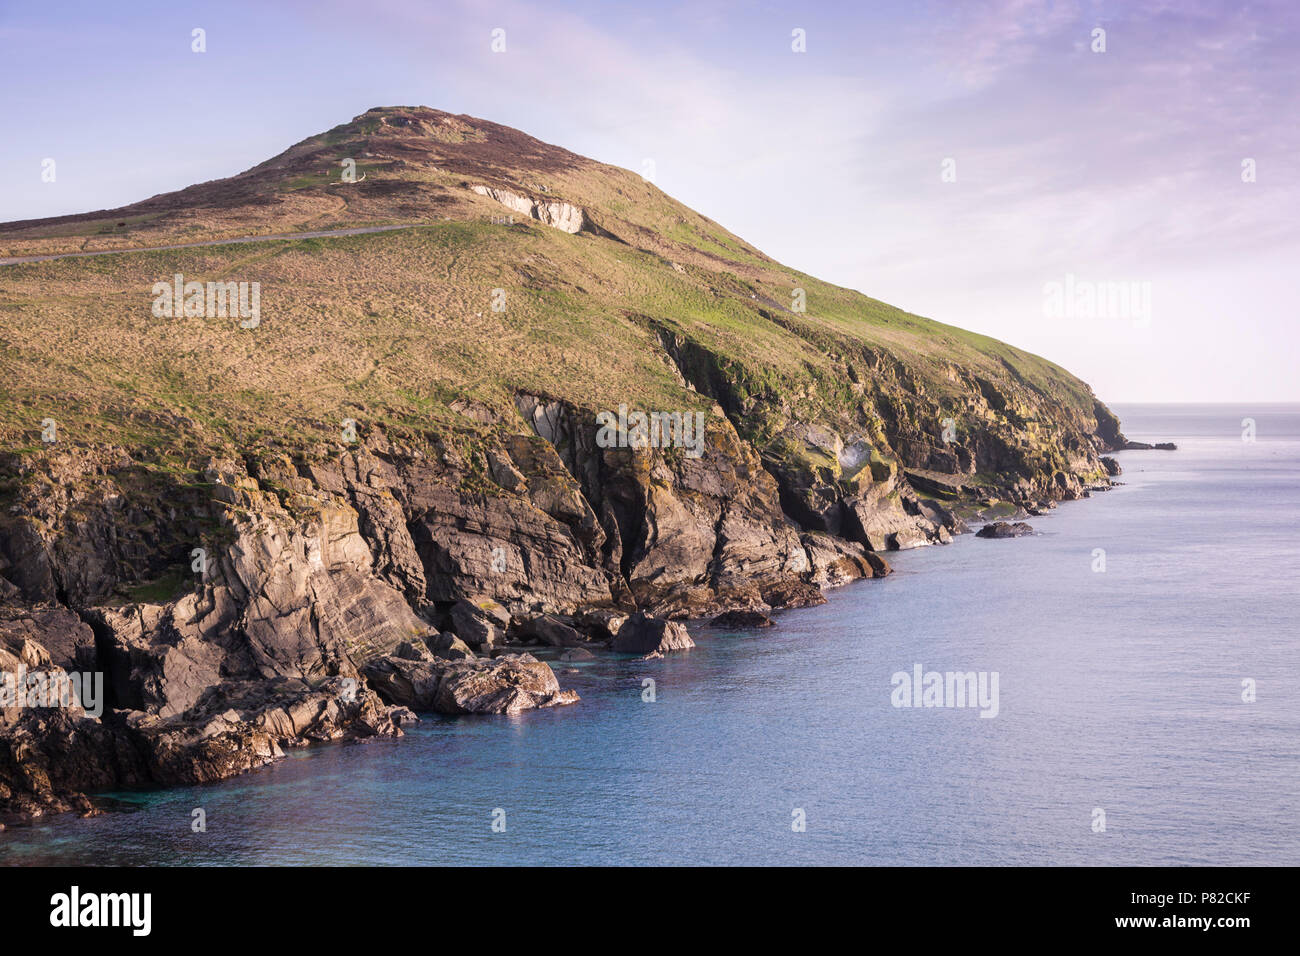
top-left (0, 106), bottom-right (760, 271)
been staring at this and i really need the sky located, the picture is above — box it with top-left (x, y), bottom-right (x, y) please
top-left (2, 0), bottom-right (1297, 402)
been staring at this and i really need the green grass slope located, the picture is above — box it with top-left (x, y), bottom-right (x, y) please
top-left (0, 107), bottom-right (1121, 491)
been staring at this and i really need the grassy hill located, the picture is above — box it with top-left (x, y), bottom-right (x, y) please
top-left (0, 106), bottom-right (1119, 485)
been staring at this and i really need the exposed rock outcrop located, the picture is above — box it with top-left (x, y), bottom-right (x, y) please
top-left (470, 184), bottom-right (588, 233)
top-left (518, 615), bottom-right (587, 647)
top-left (709, 609), bottom-right (773, 628)
top-left (0, 606), bottom-right (95, 672)
top-left (447, 597), bottom-right (511, 650)
top-left (0, 443), bottom-right (603, 817)
top-left (431, 654), bottom-right (579, 714)
top-left (365, 651), bottom-right (577, 714)
top-left (975, 521), bottom-right (1035, 539)
top-left (612, 614), bottom-right (695, 654)
top-left (1122, 441), bottom-right (1178, 451)
top-left (0, 670), bottom-right (401, 820)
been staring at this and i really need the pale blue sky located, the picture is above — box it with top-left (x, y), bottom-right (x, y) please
top-left (2, 0), bottom-right (1297, 401)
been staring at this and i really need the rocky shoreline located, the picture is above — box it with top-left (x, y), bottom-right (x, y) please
top-left (0, 388), bottom-right (1133, 822)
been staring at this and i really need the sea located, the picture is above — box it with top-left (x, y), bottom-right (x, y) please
top-left (2, 404), bottom-right (1297, 865)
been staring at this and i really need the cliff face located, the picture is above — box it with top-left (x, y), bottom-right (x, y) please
top-left (0, 374), bottom-right (1116, 817)
top-left (0, 106), bottom-right (1124, 818)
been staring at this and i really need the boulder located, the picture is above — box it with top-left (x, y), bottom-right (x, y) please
top-left (361, 656), bottom-right (444, 710)
top-left (84, 604), bottom-right (225, 720)
top-left (448, 598), bottom-right (510, 649)
top-left (427, 632), bottom-right (476, 660)
top-left (519, 615), bottom-right (586, 647)
top-left (389, 706), bottom-right (420, 726)
top-left (362, 652), bottom-right (577, 715)
top-left (761, 578), bottom-right (827, 609)
top-left (915, 498), bottom-right (969, 535)
top-left (800, 533), bottom-right (872, 588)
top-left (574, 608), bottom-right (628, 641)
top-left (863, 551), bottom-right (891, 577)
top-left (842, 481), bottom-right (950, 552)
top-left (612, 614), bottom-right (695, 654)
top-left (0, 607), bottom-right (96, 672)
top-left (432, 654), bottom-right (579, 715)
top-left (395, 639), bottom-right (437, 662)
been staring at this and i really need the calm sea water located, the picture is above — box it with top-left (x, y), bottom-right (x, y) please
top-left (3, 404), bottom-right (1297, 866)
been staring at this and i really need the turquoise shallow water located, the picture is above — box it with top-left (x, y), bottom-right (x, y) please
top-left (2, 403), bottom-right (1297, 865)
